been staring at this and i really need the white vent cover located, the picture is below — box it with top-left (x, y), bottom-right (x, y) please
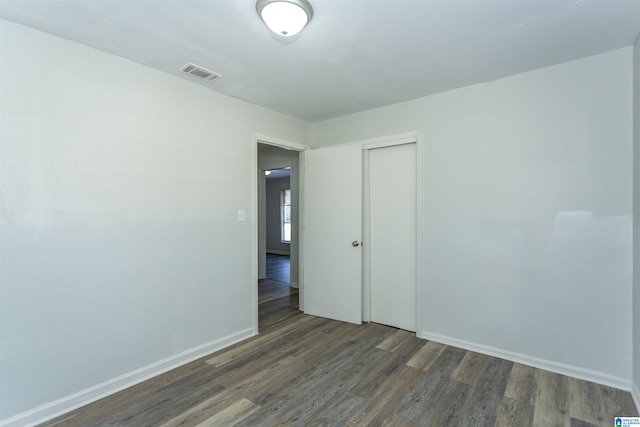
top-left (180, 63), bottom-right (222, 82)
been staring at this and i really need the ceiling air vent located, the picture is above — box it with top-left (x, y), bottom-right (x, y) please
top-left (180, 63), bottom-right (222, 82)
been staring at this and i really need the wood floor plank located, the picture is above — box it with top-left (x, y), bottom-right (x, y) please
top-left (241, 337), bottom-right (347, 410)
top-left (569, 418), bottom-right (600, 427)
top-left (381, 413), bottom-right (421, 427)
top-left (495, 396), bottom-right (534, 427)
top-left (258, 280), bottom-right (296, 304)
top-left (422, 379), bottom-right (473, 426)
top-left (405, 340), bottom-right (446, 371)
top-left (284, 393), bottom-right (365, 427)
top-left (204, 315), bottom-right (318, 367)
top-left (258, 298), bottom-right (299, 326)
top-left (396, 346), bottom-right (467, 421)
top-left (265, 330), bottom-right (399, 425)
top-left (214, 355), bottom-right (302, 402)
top-left (237, 367), bottom-right (332, 425)
top-left (214, 317), bottom-right (331, 387)
top-left (451, 351), bottom-right (493, 386)
top-left (240, 334), bottom-right (385, 423)
top-left (158, 390), bottom-right (246, 427)
top-left (264, 254), bottom-right (290, 283)
top-left (600, 385), bottom-right (640, 419)
top-left (532, 369), bottom-right (571, 427)
top-left (568, 377), bottom-right (606, 425)
top-left (345, 365), bottom-right (424, 426)
top-left (349, 334), bottom-right (425, 398)
top-left (113, 373), bottom-right (225, 426)
top-left (376, 328), bottom-right (414, 352)
top-left (453, 356), bottom-right (513, 427)
top-left (196, 322), bottom-right (333, 395)
top-left (296, 392), bottom-right (366, 427)
top-left (504, 362), bottom-right (537, 406)
top-left (288, 321), bottom-right (363, 361)
top-left (195, 398), bottom-right (259, 427)
top-left (276, 359), bottom-right (383, 425)
top-left (258, 295), bottom-right (297, 314)
top-left (240, 326), bottom-right (392, 424)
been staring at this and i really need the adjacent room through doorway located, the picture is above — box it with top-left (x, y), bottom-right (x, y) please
top-left (264, 166), bottom-right (291, 284)
top-left (257, 143), bottom-right (301, 330)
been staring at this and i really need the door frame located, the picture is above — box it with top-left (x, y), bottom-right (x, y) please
top-left (252, 133), bottom-right (309, 334)
top-left (252, 131), bottom-right (422, 336)
top-left (358, 132), bottom-right (423, 336)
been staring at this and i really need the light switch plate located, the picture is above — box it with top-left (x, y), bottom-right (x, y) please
top-left (237, 208), bottom-right (246, 222)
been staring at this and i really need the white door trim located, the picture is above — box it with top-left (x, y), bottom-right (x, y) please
top-left (252, 133), bottom-right (309, 334)
top-left (255, 132), bottom-right (309, 151)
top-left (362, 151), bottom-right (372, 323)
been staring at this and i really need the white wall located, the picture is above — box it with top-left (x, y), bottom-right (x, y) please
top-left (311, 48), bottom-right (634, 384)
top-left (0, 20), bottom-right (309, 420)
top-left (258, 145), bottom-right (300, 286)
top-left (266, 177), bottom-right (291, 255)
top-left (633, 33), bottom-right (640, 404)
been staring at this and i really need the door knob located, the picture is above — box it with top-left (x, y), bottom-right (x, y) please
top-left (352, 241), bottom-right (360, 247)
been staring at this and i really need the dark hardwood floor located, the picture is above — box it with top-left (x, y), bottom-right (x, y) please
top-left (258, 278), bottom-right (299, 332)
top-left (265, 253), bottom-right (290, 284)
top-left (40, 282), bottom-right (638, 427)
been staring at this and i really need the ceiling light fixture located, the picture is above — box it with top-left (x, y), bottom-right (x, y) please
top-left (256, 0), bottom-right (313, 37)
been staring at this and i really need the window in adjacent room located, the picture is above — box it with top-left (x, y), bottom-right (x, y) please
top-left (281, 188), bottom-right (291, 243)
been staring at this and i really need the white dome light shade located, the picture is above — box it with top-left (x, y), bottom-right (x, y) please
top-left (257, 0), bottom-right (313, 37)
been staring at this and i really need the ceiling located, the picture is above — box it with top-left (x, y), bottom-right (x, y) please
top-left (265, 168), bottom-right (291, 180)
top-left (1, 0), bottom-right (639, 122)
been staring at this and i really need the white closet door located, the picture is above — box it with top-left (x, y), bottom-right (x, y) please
top-left (303, 144), bottom-right (362, 324)
top-left (369, 143), bottom-right (416, 331)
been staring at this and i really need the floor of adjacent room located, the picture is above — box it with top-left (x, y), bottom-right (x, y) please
top-left (265, 253), bottom-right (290, 284)
top-left (39, 257), bottom-right (638, 426)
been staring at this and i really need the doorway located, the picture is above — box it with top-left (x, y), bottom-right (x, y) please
top-left (263, 167), bottom-right (292, 284)
top-left (255, 139), bottom-right (306, 332)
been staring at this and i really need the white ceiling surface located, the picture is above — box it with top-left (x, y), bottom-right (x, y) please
top-left (265, 168), bottom-right (291, 179)
top-left (1, 0), bottom-right (639, 122)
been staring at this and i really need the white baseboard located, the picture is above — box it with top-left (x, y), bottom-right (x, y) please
top-left (632, 381), bottom-right (640, 414)
top-left (0, 328), bottom-right (255, 427)
top-left (266, 249), bottom-right (290, 256)
top-left (290, 282), bottom-right (299, 289)
top-left (420, 330), bottom-right (631, 391)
